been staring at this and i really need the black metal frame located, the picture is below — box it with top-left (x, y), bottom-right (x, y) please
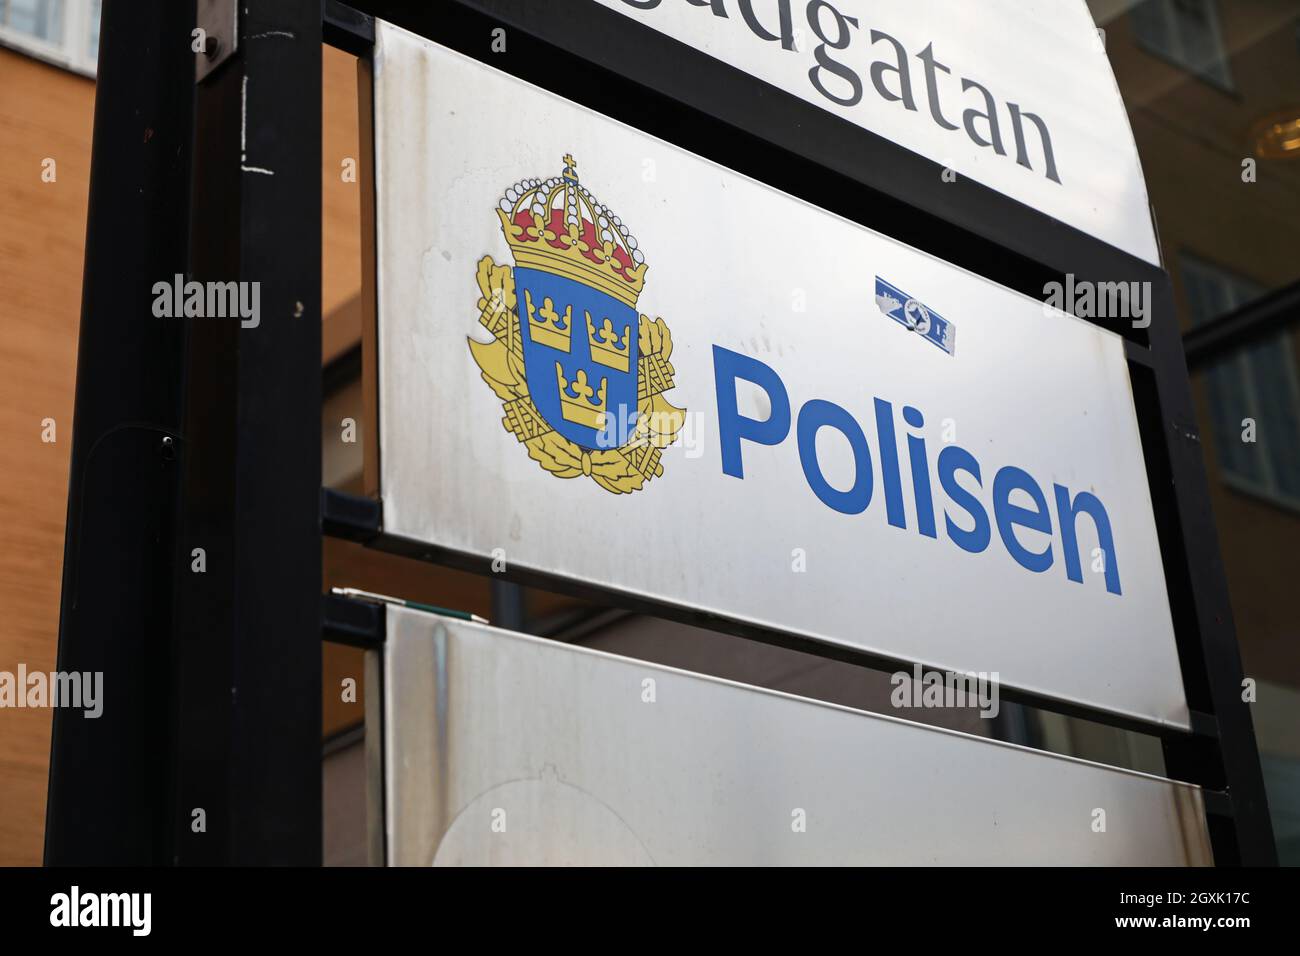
top-left (168, 0), bottom-right (323, 866)
top-left (47, 0), bottom-right (322, 865)
top-left (44, 0), bottom-right (197, 866)
top-left (328, 0), bottom-right (1276, 865)
top-left (47, 0), bottom-right (1275, 866)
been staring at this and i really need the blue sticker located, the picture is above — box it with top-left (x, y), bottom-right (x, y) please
top-left (875, 277), bottom-right (957, 356)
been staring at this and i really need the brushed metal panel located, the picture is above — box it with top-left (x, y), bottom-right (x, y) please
top-left (371, 23), bottom-right (1187, 729)
top-left (377, 605), bottom-right (1211, 866)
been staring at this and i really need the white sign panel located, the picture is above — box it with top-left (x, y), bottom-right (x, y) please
top-left (591, 0), bottom-right (1159, 265)
top-left (371, 23), bottom-right (1187, 728)
top-left (375, 606), bottom-right (1212, 865)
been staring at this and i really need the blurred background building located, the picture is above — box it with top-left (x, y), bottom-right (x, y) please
top-left (0, 0), bottom-right (1296, 864)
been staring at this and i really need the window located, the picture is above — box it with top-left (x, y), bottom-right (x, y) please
top-left (0, 0), bottom-right (63, 43)
top-left (1182, 255), bottom-right (1300, 509)
top-left (85, 0), bottom-right (97, 59)
top-left (1130, 0), bottom-right (1234, 90)
top-left (0, 0), bottom-right (99, 76)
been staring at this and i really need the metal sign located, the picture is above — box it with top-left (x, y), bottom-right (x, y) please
top-left (590, 0), bottom-right (1159, 265)
top-left (371, 605), bottom-right (1211, 865)
top-left (371, 23), bottom-right (1186, 728)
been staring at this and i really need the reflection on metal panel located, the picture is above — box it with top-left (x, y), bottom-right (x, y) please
top-left (376, 606), bottom-right (1211, 866)
top-left (372, 23), bottom-right (1187, 729)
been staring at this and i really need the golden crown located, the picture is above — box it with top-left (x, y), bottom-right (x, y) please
top-left (523, 288), bottom-right (573, 352)
top-left (556, 362), bottom-right (608, 430)
top-left (585, 310), bottom-right (631, 371)
top-left (497, 155), bottom-right (647, 308)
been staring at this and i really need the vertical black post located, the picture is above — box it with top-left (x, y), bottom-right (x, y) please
top-left (172, 0), bottom-right (323, 864)
top-left (44, 0), bottom-right (196, 866)
top-left (491, 581), bottom-right (526, 632)
top-left (1145, 280), bottom-right (1277, 866)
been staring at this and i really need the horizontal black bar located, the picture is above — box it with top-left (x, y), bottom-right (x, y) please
top-left (335, 523), bottom-right (1211, 755)
top-left (6, 866), bottom-right (1299, 932)
top-left (322, 593), bottom-right (386, 648)
top-left (321, 487), bottom-right (382, 541)
top-left (323, 0), bottom-right (374, 56)
top-left (1184, 278), bottom-right (1300, 369)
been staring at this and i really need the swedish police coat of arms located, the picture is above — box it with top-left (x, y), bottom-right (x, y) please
top-left (468, 155), bottom-right (685, 494)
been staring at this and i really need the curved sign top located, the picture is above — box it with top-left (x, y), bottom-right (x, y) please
top-left (593, 0), bottom-right (1160, 265)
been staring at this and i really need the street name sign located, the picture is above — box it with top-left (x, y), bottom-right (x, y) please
top-left (592, 0), bottom-right (1159, 264)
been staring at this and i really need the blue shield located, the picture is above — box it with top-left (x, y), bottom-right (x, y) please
top-left (516, 267), bottom-right (640, 450)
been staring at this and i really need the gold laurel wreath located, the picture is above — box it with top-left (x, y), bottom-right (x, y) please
top-left (467, 255), bottom-right (686, 494)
